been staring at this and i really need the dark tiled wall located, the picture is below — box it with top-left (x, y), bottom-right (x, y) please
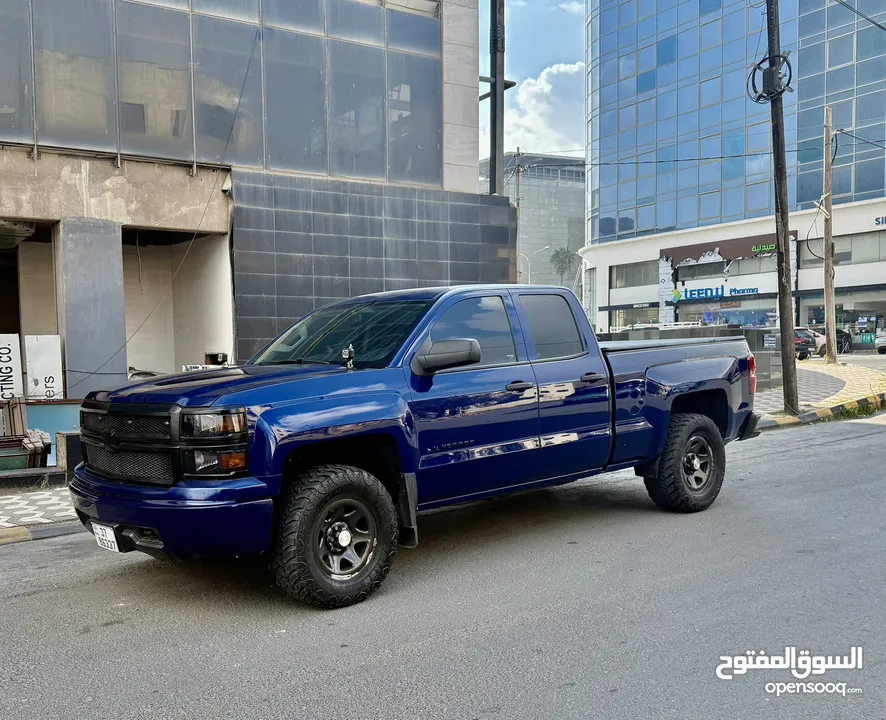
top-left (231, 170), bottom-right (518, 362)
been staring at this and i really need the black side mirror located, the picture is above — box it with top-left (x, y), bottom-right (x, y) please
top-left (411, 338), bottom-right (481, 375)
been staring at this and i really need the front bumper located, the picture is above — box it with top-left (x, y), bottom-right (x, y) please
top-left (738, 411), bottom-right (761, 441)
top-left (70, 464), bottom-right (275, 561)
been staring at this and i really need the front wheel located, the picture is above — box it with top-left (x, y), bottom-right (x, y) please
top-left (878, 346), bottom-right (886, 355)
top-left (644, 413), bottom-right (726, 513)
top-left (272, 464), bottom-right (398, 608)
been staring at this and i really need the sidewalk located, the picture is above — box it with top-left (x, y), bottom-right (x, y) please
top-left (755, 358), bottom-right (886, 420)
top-left (0, 487), bottom-right (76, 529)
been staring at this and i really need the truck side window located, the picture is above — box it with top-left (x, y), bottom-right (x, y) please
top-left (430, 296), bottom-right (517, 366)
top-left (520, 294), bottom-right (585, 360)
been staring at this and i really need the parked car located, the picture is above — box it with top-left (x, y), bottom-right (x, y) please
top-left (810, 326), bottom-right (853, 355)
top-left (794, 329), bottom-right (816, 360)
top-left (877, 330), bottom-right (886, 355)
top-left (71, 285), bottom-right (760, 608)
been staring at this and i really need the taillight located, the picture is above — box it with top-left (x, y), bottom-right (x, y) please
top-left (794, 337), bottom-right (802, 344)
top-left (748, 354), bottom-right (757, 395)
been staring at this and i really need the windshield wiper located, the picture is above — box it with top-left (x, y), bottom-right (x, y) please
top-left (264, 359), bottom-right (337, 366)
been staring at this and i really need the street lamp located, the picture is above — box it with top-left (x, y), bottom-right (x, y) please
top-left (518, 245), bottom-right (550, 284)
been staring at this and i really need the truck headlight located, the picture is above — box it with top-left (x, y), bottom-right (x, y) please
top-left (181, 409), bottom-right (246, 437)
top-left (193, 450), bottom-right (248, 473)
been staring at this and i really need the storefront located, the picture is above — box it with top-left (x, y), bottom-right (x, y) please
top-left (799, 288), bottom-right (886, 348)
top-left (581, 199), bottom-right (886, 336)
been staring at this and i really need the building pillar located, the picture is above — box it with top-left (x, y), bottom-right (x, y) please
top-left (54, 218), bottom-right (127, 398)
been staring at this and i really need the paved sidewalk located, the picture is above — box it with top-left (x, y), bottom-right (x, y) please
top-left (756, 359), bottom-right (886, 416)
top-left (0, 487), bottom-right (75, 529)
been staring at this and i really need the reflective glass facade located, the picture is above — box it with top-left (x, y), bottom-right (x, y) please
top-left (0, 0), bottom-right (443, 185)
top-left (586, 0), bottom-right (886, 243)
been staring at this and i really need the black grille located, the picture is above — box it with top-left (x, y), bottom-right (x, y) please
top-left (81, 412), bottom-right (171, 437)
top-left (83, 444), bottom-right (174, 485)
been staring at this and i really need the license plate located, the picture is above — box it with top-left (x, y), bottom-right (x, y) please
top-left (92, 523), bottom-right (120, 553)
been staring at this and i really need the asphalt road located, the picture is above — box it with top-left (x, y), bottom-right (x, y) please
top-left (2, 415), bottom-right (884, 720)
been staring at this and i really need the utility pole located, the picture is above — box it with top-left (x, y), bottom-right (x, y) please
top-left (489, 0), bottom-right (506, 195)
top-left (764, 0), bottom-right (799, 415)
top-left (823, 106), bottom-right (838, 364)
top-left (514, 146), bottom-right (522, 222)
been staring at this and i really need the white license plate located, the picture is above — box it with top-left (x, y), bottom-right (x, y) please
top-left (92, 523), bottom-right (120, 553)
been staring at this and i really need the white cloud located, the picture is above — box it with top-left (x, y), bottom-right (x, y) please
top-left (479, 61), bottom-right (586, 159)
top-left (511, 0), bottom-right (528, 7)
top-left (557, 1), bottom-right (583, 14)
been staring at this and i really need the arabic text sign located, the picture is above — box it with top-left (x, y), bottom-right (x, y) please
top-left (716, 646), bottom-right (862, 681)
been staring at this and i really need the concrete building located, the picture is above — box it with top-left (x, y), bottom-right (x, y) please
top-left (481, 153), bottom-right (585, 288)
top-left (581, 0), bottom-right (886, 347)
top-left (0, 0), bottom-right (516, 406)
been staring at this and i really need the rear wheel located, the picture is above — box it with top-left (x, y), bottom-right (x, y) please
top-left (878, 346), bottom-right (886, 355)
top-left (644, 413), bottom-right (726, 513)
top-left (272, 464), bottom-right (398, 608)
top-left (818, 345), bottom-right (827, 357)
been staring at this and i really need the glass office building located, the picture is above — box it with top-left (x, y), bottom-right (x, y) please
top-left (582, 0), bottom-right (886, 345)
top-left (586, 0), bottom-right (886, 244)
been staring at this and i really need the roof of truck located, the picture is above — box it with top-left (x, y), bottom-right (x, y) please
top-left (343, 285), bottom-right (570, 303)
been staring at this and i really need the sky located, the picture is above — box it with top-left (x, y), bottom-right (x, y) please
top-left (477, 0), bottom-right (586, 160)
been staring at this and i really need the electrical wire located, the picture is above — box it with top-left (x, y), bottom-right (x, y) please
top-left (66, 29), bottom-right (260, 392)
top-left (831, 0), bottom-right (886, 33)
top-left (835, 128), bottom-right (886, 152)
top-left (803, 194), bottom-right (826, 261)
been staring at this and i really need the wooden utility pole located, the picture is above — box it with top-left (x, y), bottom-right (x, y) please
top-left (514, 147), bottom-right (522, 220)
top-left (765, 0), bottom-right (799, 415)
top-left (823, 106), bottom-right (838, 364)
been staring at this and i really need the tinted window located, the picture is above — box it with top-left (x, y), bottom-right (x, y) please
top-left (263, 28), bottom-right (326, 173)
top-left (329, 40), bottom-right (386, 179)
top-left (192, 15), bottom-right (264, 166)
top-left (387, 51), bottom-right (442, 185)
top-left (116, 1), bottom-right (193, 161)
top-left (33, 0), bottom-right (117, 152)
top-left (430, 297), bottom-right (516, 366)
top-left (520, 295), bottom-right (584, 360)
top-left (0, 0), bottom-right (34, 144)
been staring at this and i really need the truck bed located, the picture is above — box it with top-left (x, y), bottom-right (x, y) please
top-left (599, 336), bottom-right (753, 468)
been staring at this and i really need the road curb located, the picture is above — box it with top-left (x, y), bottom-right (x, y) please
top-left (759, 391), bottom-right (886, 431)
top-left (0, 520), bottom-right (85, 547)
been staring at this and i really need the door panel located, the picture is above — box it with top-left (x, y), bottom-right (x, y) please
top-left (407, 293), bottom-right (541, 505)
top-left (513, 291), bottom-right (612, 477)
top-left (409, 366), bottom-right (540, 504)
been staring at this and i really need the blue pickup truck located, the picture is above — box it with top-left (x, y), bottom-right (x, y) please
top-left (71, 285), bottom-right (759, 607)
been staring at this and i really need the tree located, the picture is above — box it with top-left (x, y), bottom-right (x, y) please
top-left (550, 247), bottom-right (577, 286)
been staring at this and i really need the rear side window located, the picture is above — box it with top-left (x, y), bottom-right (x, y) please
top-left (519, 294), bottom-right (584, 360)
top-left (430, 296), bottom-right (517, 366)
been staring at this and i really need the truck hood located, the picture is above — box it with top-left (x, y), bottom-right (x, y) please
top-left (90, 365), bottom-right (348, 406)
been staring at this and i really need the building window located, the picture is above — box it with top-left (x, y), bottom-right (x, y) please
top-left (800, 231), bottom-right (886, 268)
top-left (676, 262), bottom-right (724, 282)
top-left (611, 306), bottom-right (659, 328)
top-left (610, 260), bottom-right (658, 288)
top-left (731, 255), bottom-right (777, 275)
top-left (120, 102), bottom-right (146, 134)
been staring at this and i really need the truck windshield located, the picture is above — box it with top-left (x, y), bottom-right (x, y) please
top-left (252, 300), bottom-right (432, 369)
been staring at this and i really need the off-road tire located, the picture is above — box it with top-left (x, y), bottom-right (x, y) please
top-left (643, 413), bottom-right (726, 513)
top-left (272, 464), bottom-right (398, 608)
